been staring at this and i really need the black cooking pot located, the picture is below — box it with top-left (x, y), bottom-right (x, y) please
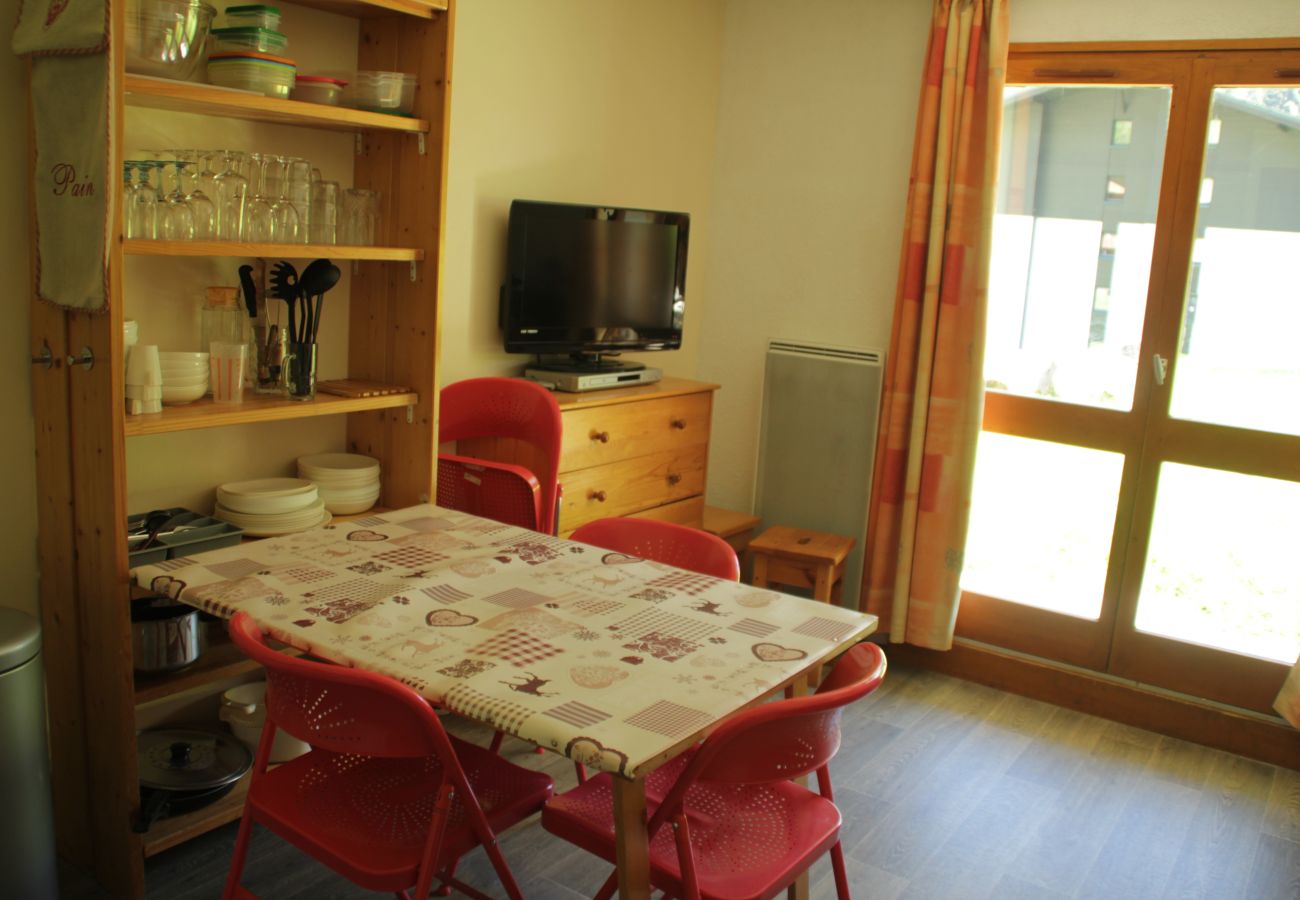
top-left (133, 728), bottom-right (252, 833)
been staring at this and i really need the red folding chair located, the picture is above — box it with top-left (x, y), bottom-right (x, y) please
top-left (570, 517), bottom-right (740, 581)
top-left (541, 642), bottom-right (887, 900)
top-left (437, 453), bottom-right (542, 532)
top-left (221, 612), bottom-right (555, 900)
top-left (438, 377), bottom-right (563, 534)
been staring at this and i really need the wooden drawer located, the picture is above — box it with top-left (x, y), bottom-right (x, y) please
top-left (561, 496), bottom-right (704, 538)
top-left (560, 392), bottom-right (712, 472)
top-left (558, 445), bottom-right (707, 532)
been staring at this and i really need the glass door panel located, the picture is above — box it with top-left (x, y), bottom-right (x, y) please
top-left (1134, 463), bottom-right (1300, 664)
top-left (962, 432), bottom-right (1124, 619)
top-left (988, 86), bottom-right (1172, 411)
top-left (1168, 87), bottom-right (1300, 436)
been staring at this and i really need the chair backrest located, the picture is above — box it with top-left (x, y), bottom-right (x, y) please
top-left (436, 453), bottom-right (542, 531)
top-left (648, 643), bottom-right (886, 829)
top-left (439, 377), bottom-right (563, 532)
top-left (228, 612), bottom-right (450, 759)
top-left (570, 517), bottom-right (740, 581)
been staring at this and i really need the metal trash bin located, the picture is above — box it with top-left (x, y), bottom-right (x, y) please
top-left (0, 608), bottom-right (59, 899)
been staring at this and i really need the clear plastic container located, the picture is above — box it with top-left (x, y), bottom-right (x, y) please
top-left (292, 75), bottom-right (346, 106)
top-left (211, 25), bottom-right (287, 54)
top-left (223, 3), bottom-right (280, 30)
top-left (207, 51), bottom-right (296, 98)
top-left (342, 70), bottom-right (417, 115)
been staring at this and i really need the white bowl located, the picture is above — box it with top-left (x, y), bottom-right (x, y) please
top-left (162, 373), bottom-right (210, 386)
top-left (298, 453), bottom-right (380, 479)
top-left (215, 478), bottom-right (318, 515)
top-left (321, 491), bottom-right (380, 515)
top-left (161, 383), bottom-right (207, 405)
top-left (159, 351), bottom-right (210, 362)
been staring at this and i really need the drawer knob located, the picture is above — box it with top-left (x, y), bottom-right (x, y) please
top-left (591, 430), bottom-right (610, 443)
top-left (670, 418), bottom-right (687, 430)
top-left (667, 473), bottom-right (681, 486)
top-left (590, 490), bottom-right (607, 502)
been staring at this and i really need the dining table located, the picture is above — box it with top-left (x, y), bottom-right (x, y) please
top-left (133, 504), bottom-right (878, 898)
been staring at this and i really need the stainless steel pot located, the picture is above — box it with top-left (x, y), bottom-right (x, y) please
top-left (131, 596), bottom-right (202, 673)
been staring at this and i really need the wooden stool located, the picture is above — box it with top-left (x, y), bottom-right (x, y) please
top-left (748, 525), bottom-right (855, 605)
top-left (701, 506), bottom-right (761, 554)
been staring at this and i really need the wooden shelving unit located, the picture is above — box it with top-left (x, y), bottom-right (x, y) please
top-left (125, 239), bottom-right (424, 262)
top-left (124, 388), bottom-right (418, 436)
top-left (124, 75), bottom-right (431, 133)
top-left (133, 638), bottom-right (305, 706)
top-left (27, 0), bottom-right (454, 893)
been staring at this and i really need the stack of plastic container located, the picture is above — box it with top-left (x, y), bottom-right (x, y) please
top-left (207, 5), bottom-right (296, 98)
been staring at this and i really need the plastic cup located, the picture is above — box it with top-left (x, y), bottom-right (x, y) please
top-left (209, 342), bottom-right (248, 404)
top-left (125, 344), bottom-right (161, 387)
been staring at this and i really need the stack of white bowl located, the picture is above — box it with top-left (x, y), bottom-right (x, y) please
top-left (125, 344), bottom-right (162, 415)
top-left (297, 453), bottom-right (381, 515)
top-left (159, 351), bottom-right (211, 405)
top-left (214, 478), bottom-right (329, 536)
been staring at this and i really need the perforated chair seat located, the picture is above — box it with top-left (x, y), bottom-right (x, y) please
top-left (437, 453), bottom-right (543, 532)
top-left (542, 752), bottom-right (842, 900)
top-left (248, 736), bottom-right (553, 892)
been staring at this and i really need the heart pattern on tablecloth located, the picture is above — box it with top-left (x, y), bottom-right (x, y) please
top-left (751, 642), bottom-right (807, 662)
top-left (347, 529), bottom-right (388, 542)
top-left (425, 609), bottom-right (478, 627)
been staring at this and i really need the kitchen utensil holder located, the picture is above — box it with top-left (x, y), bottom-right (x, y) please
top-left (252, 322), bottom-right (286, 395)
top-left (286, 342), bottom-right (317, 400)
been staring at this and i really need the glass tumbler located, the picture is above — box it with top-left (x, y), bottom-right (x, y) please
top-left (341, 188), bottom-right (381, 245)
top-left (285, 158), bottom-right (313, 244)
top-left (310, 180), bottom-right (339, 245)
top-left (214, 152), bottom-right (249, 241)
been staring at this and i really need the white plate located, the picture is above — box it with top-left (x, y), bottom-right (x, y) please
top-left (298, 453), bottom-right (380, 478)
top-left (217, 507), bottom-right (332, 537)
top-left (216, 478), bottom-right (319, 515)
top-left (214, 498), bottom-right (326, 529)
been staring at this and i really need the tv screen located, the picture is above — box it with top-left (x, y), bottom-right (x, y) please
top-left (503, 200), bottom-right (688, 357)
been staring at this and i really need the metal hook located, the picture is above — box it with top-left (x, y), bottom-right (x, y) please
top-left (67, 346), bottom-right (95, 372)
top-left (30, 343), bottom-right (53, 370)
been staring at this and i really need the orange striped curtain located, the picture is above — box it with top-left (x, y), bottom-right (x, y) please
top-left (861, 0), bottom-right (1008, 649)
top-left (1277, 659), bottom-right (1300, 729)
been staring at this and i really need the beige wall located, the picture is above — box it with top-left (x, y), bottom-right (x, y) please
top-left (439, 0), bottom-right (725, 384)
top-left (1011, 0), bottom-right (1300, 41)
top-left (697, 0), bottom-right (932, 510)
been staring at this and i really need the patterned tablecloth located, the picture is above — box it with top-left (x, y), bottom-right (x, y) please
top-left (134, 505), bottom-right (878, 778)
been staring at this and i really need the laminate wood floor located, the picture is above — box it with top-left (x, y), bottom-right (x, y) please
top-left (60, 664), bottom-right (1300, 899)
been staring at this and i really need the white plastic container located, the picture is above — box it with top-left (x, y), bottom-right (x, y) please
top-left (342, 70), bottom-right (417, 115)
top-left (219, 682), bottom-right (309, 763)
top-left (292, 75), bottom-right (346, 106)
top-left (223, 3), bottom-right (280, 30)
top-left (208, 51), bottom-right (296, 98)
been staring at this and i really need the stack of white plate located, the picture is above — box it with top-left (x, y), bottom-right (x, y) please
top-left (213, 477), bottom-right (329, 536)
top-left (297, 453), bottom-right (381, 515)
top-left (160, 351), bottom-right (211, 405)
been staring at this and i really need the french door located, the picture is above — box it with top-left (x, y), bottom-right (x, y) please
top-left (956, 46), bottom-right (1300, 714)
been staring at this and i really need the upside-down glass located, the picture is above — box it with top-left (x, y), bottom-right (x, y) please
top-left (243, 152), bottom-right (275, 242)
top-left (159, 160), bottom-right (197, 240)
top-left (341, 188), bottom-right (381, 245)
top-left (176, 150), bottom-right (216, 239)
top-left (268, 155), bottom-right (300, 243)
top-left (128, 162), bottom-right (160, 239)
top-left (214, 151), bottom-right (248, 240)
top-left (309, 180), bottom-right (339, 244)
top-left (284, 157), bottom-right (313, 244)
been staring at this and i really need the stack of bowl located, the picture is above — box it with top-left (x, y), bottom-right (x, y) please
top-left (214, 478), bottom-right (328, 536)
top-left (159, 351), bottom-right (211, 405)
top-left (297, 453), bottom-right (381, 515)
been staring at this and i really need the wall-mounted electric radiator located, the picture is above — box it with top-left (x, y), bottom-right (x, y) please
top-left (754, 340), bottom-right (885, 608)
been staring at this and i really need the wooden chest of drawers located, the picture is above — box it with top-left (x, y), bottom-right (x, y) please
top-left (458, 377), bottom-right (719, 536)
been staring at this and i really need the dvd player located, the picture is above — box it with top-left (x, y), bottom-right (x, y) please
top-left (524, 366), bottom-right (663, 393)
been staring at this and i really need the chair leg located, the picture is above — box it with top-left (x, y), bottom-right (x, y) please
top-left (483, 836), bottom-right (526, 900)
top-left (488, 730), bottom-right (505, 754)
top-left (434, 857), bottom-right (460, 897)
top-left (593, 869), bottom-right (619, 900)
top-left (220, 811), bottom-right (257, 900)
top-left (830, 840), bottom-right (851, 900)
top-left (573, 761), bottom-right (587, 784)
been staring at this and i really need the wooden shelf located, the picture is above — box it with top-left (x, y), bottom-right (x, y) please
top-left (124, 388), bottom-right (418, 437)
top-left (133, 637), bottom-right (305, 706)
top-left (286, 0), bottom-right (445, 19)
top-left (124, 239), bottom-right (423, 262)
top-left (142, 770), bottom-right (251, 858)
top-left (125, 75), bottom-right (430, 133)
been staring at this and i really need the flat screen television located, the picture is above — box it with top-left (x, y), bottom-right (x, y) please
top-left (501, 199), bottom-right (689, 369)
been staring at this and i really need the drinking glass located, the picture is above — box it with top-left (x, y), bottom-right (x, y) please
top-left (310, 180), bottom-right (339, 244)
top-left (127, 162), bottom-right (159, 240)
top-left (341, 188), bottom-right (381, 245)
top-left (177, 150), bottom-right (216, 239)
top-left (243, 152), bottom-right (275, 243)
top-left (268, 155), bottom-right (300, 243)
top-left (159, 161), bottom-right (196, 240)
top-left (214, 151), bottom-right (249, 241)
top-left (284, 157), bottom-right (313, 244)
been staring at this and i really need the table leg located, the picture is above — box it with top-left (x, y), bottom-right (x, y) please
top-left (751, 552), bottom-right (769, 588)
top-left (613, 775), bottom-right (651, 899)
top-left (787, 672), bottom-right (812, 900)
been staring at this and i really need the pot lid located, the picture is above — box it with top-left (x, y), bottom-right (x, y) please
top-left (0, 607), bottom-right (41, 674)
top-left (138, 729), bottom-right (252, 791)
